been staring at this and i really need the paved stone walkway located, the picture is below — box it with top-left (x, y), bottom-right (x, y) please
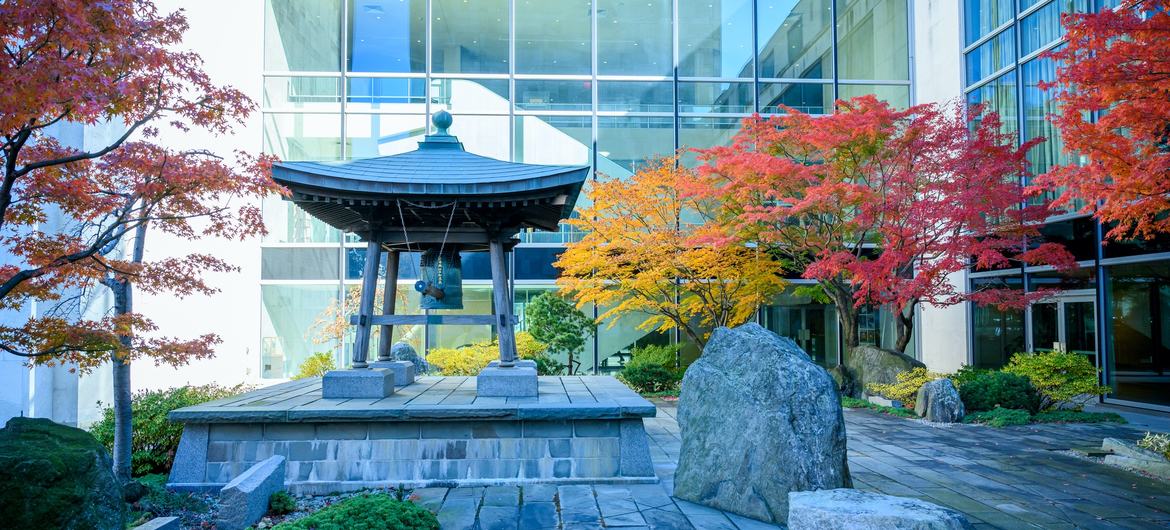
top-left (423, 400), bottom-right (1170, 529)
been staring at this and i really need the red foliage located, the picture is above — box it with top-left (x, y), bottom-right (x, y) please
top-left (689, 96), bottom-right (1075, 351)
top-left (0, 0), bottom-right (283, 372)
top-left (1034, 1), bottom-right (1170, 240)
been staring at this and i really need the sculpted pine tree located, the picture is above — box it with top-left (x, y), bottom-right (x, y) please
top-left (1035, 0), bottom-right (1170, 239)
top-left (556, 157), bottom-right (787, 349)
top-left (523, 291), bottom-right (594, 374)
top-left (689, 96), bottom-right (1074, 354)
top-left (0, 0), bottom-right (281, 480)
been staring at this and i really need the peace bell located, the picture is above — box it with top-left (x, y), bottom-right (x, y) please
top-left (416, 248), bottom-right (463, 310)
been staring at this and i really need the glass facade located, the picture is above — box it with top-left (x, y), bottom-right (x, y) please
top-left (962, 0), bottom-right (1170, 410)
top-left (261, 0), bottom-right (911, 379)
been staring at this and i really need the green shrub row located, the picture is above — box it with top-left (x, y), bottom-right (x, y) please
top-left (271, 493), bottom-right (438, 530)
top-left (962, 407), bottom-right (1125, 428)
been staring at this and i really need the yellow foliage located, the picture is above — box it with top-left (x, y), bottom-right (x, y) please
top-left (426, 332), bottom-right (548, 376)
top-left (292, 352), bottom-right (337, 380)
top-left (556, 157), bottom-right (787, 348)
top-left (865, 367), bottom-right (944, 404)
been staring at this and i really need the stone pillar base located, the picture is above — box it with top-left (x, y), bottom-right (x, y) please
top-left (476, 366), bottom-right (538, 397)
top-left (487, 359), bottom-right (537, 369)
top-left (322, 369), bottom-right (394, 399)
top-left (368, 360), bottom-right (415, 387)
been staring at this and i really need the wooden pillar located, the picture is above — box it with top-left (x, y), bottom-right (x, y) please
top-left (489, 238), bottom-right (517, 366)
top-left (351, 239), bottom-right (382, 369)
top-left (377, 250), bottom-right (400, 362)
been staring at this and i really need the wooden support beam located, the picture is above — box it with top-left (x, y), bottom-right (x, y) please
top-left (350, 239), bottom-right (382, 369)
top-left (490, 238), bottom-right (517, 366)
top-left (376, 251), bottom-right (400, 362)
top-left (350, 314), bottom-right (511, 326)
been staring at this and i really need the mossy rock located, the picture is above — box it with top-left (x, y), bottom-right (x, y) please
top-left (843, 345), bottom-right (926, 398)
top-left (0, 417), bottom-right (126, 530)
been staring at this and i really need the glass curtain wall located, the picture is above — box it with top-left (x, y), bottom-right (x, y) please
top-left (261, 0), bottom-right (912, 378)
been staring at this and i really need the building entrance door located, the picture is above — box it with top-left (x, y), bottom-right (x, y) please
top-left (1029, 293), bottom-right (1097, 365)
top-left (763, 305), bottom-right (830, 365)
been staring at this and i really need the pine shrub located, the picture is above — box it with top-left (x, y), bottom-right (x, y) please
top-left (957, 370), bottom-right (1041, 414)
top-left (272, 493), bottom-right (438, 530)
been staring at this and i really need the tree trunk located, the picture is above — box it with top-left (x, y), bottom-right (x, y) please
top-left (110, 219), bottom-right (148, 482)
top-left (893, 302), bottom-right (916, 354)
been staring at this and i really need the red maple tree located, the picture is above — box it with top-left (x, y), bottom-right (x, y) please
top-left (1035, 0), bottom-right (1170, 239)
top-left (689, 96), bottom-right (1074, 354)
top-left (0, 0), bottom-right (281, 480)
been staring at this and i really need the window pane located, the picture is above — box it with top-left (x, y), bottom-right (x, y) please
top-left (431, 78), bottom-right (510, 115)
top-left (263, 76), bottom-right (341, 111)
top-left (263, 113), bottom-right (342, 161)
top-left (262, 195), bottom-right (342, 244)
top-left (1022, 56), bottom-right (1064, 177)
top-left (679, 117), bottom-right (742, 167)
top-left (432, 0), bottom-right (508, 73)
top-left (514, 115), bottom-right (592, 165)
top-left (679, 0), bottom-right (753, 78)
top-left (965, 0), bottom-right (1014, 46)
top-left (966, 72), bottom-right (1017, 136)
top-left (347, 0), bottom-right (426, 73)
top-left (757, 0), bottom-right (834, 79)
top-left (261, 284), bottom-right (340, 379)
top-left (262, 247), bottom-right (341, 280)
top-left (346, 114), bottom-right (427, 158)
top-left (447, 114), bottom-right (511, 160)
top-left (760, 82), bottom-right (831, 114)
top-left (678, 82), bottom-right (753, 113)
top-left (597, 116), bottom-right (675, 175)
top-left (1106, 260), bottom-right (1170, 407)
top-left (837, 0), bottom-right (909, 80)
top-left (970, 275), bottom-right (1025, 369)
top-left (516, 0), bottom-right (592, 74)
top-left (1020, 0), bottom-right (1089, 56)
top-left (838, 84), bottom-right (910, 110)
top-left (265, 0), bottom-right (341, 71)
top-left (598, 82), bottom-right (673, 113)
top-left (597, 0), bottom-right (672, 76)
top-left (516, 80), bottom-right (593, 112)
top-left (346, 77), bottom-right (427, 112)
top-left (966, 27), bottom-right (1015, 85)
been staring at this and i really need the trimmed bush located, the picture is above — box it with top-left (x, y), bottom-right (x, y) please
top-left (292, 352), bottom-right (337, 380)
top-left (626, 343), bottom-right (682, 371)
top-left (962, 407), bottom-right (1031, 428)
top-left (272, 493), bottom-right (438, 530)
top-left (949, 365), bottom-right (990, 389)
top-left (618, 364), bottom-right (679, 394)
top-left (1004, 351), bottom-right (1110, 411)
top-left (269, 491), bottom-right (297, 516)
top-left (957, 370), bottom-right (1041, 414)
top-left (865, 367), bottom-right (944, 404)
top-left (90, 384), bottom-right (248, 476)
top-left (427, 332), bottom-right (554, 376)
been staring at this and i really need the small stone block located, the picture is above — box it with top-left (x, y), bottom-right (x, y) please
top-left (476, 366), bottom-right (538, 397)
top-left (369, 360), bottom-right (416, 386)
top-left (487, 359), bottom-right (537, 369)
top-left (216, 455), bottom-right (286, 530)
top-left (322, 369), bottom-right (395, 399)
top-left (132, 516), bottom-right (180, 530)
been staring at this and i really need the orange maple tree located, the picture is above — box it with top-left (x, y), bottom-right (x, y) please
top-left (0, 0), bottom-right (281, 479)
top-left (1035, 1), bottom-right (1170, 239)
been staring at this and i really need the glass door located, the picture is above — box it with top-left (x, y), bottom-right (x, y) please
top-left (1029, 294), bottom-right (1097, 364)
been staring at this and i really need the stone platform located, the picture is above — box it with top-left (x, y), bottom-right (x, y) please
top-left (167, 376), bottom-right (657, 494)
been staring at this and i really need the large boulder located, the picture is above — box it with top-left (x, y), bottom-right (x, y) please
top-left (844, 344), bottom-right (926, 398)
top-left (0, 417), bottom-right (126, 530)
top-left (915, 379), bottom-right (966, 423)
top-left (674, 323), bottom-right (851, 524)
top-left (788, 489), bottom-right (973, 529)
top-left (392, 341), bottom-right (429, 373)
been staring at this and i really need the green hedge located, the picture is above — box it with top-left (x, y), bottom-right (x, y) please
top-left (272, 493), bottom-right (438, 530)
top-left (957, 371), bottom-right (1041, 414)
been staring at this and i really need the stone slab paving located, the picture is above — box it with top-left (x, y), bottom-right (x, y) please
top-left (425, 399), bottom-right (1170, 529)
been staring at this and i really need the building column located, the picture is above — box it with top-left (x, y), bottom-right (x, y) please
top-left (489, 238), bottom-right (517, 366)
top-left (351, 238), bottom-right (382, 369)
top-left (377, 250), bottom-right (400, 362)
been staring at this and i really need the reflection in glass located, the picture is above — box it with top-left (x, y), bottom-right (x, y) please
top-left (757, 0), bottom-right (833, 79)
top-left (762, 290), bottom-right (840, 367)
top-left (760, 83), bottom-right (832, 114)
top-left (838, 84), bottom-right (910, 109)
top-left (1022, 57), bottom-right (1064, 179)
top-left (1020, 0), bottom-right (1088, 57)
top-left (965, 27), bottom-right (1014, 85)
top-left (597, 117), bottom-right (675, 175)
top-left (597, 0), bottom-right (672, 76)
top-left (263, 113), bottom-right (342, 161)
top-left (678, 82), bottom-right (753, 113)
top-left (516, 80), bottom-right (593, 112)
top-left (515, 0), bottom-right (592, 74)
top-left (836, 0), bottom-right (909, 80)
top-left (965, 0), bottom-right (1014, 46)
top-left (1106, 261), bottom-right (1170, 406)
top-left (263, 77), bottom-right (341, 111)
top-left (346, 114), bottom-right (427, 158)
top-left (1064, 301), bottom-right (1096, 356)
top-left (967, 72), bottom-right (1017, 135)
top-left (971, 275), bottom-right (1025, 368)
top-left (447, 114), bottom-right (511, 161)
top-left (1031, 302), bottom-right (1059, 351)
top-left (678, 117), bottom-right (741, 167)
top-left (261, 284), bottom-right (341, 378)
top-left (678, 0), bottom-right (753, 78)
top-left (261, 195), bottom-right (341, 244)
top-left (347, 0), bottom-right (426, 73)
top-left (262, 247), bottom-right (341, 280)
top-left (431, 78), bottom-right (510, 115)
top-left (598, 82), bottom-right (674, 113)
top-left (265, 0), bottom-right (342, 71)
top-left (346, 78), bottom-right (426, 112)
top-left (514, 116), bottom-right (592, 166)
top-left (431, 0), bottom-right (509, 73)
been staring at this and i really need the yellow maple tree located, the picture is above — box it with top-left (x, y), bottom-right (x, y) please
top-left (556, 157), bottom-right (786, 349)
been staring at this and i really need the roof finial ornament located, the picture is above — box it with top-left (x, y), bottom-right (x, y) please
top-left (433, 110), bottom-right (453, 136)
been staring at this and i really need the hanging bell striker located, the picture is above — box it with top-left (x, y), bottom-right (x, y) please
top-left (416, 248), bottom-right (463, 310)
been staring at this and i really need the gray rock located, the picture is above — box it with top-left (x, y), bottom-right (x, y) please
top-left (392, 342), bottom-right (429, 372)
top-left (1102, 438), bottom-right (1170, 479)
top-left (368, 360), bottom-right (416, 386)
top-left (321, 368), bottom-right (394, 399)
top-left (826, 365), bottom-right (854, 397)
top-left (844, 344), bottom-right (926, 398)
top-left (216, 455), bottom-right (286, 530)
top-left (131, 517), bottom-right (180, 530)
top-left (674, 323), bottom-right (851, 524)
top-left (788, 489), bottom-right (973, 529)
top-left (915, 379), bottom-right (965, 423)
top-left (477, 365), bottom-right (538, 397)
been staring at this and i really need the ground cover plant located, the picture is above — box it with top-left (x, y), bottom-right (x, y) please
top-left (840, 396), bottom-right (918, 419)
top-left (963, 407), bottom-right (1032, 428)
top-left (271, 492), bottom-right (439, 530)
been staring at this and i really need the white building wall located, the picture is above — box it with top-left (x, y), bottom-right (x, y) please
top-left (912, 0), bottom-right (971, 373)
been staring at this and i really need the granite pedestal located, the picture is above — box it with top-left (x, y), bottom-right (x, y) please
top-left (167, 376), bottom-right (657, 494)
top-left (369, 360), bottom-right (416, 387)
top-left (477, 365), bottom-right (538, 398)
top-left (322, 369), bottom-right (394, 399)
